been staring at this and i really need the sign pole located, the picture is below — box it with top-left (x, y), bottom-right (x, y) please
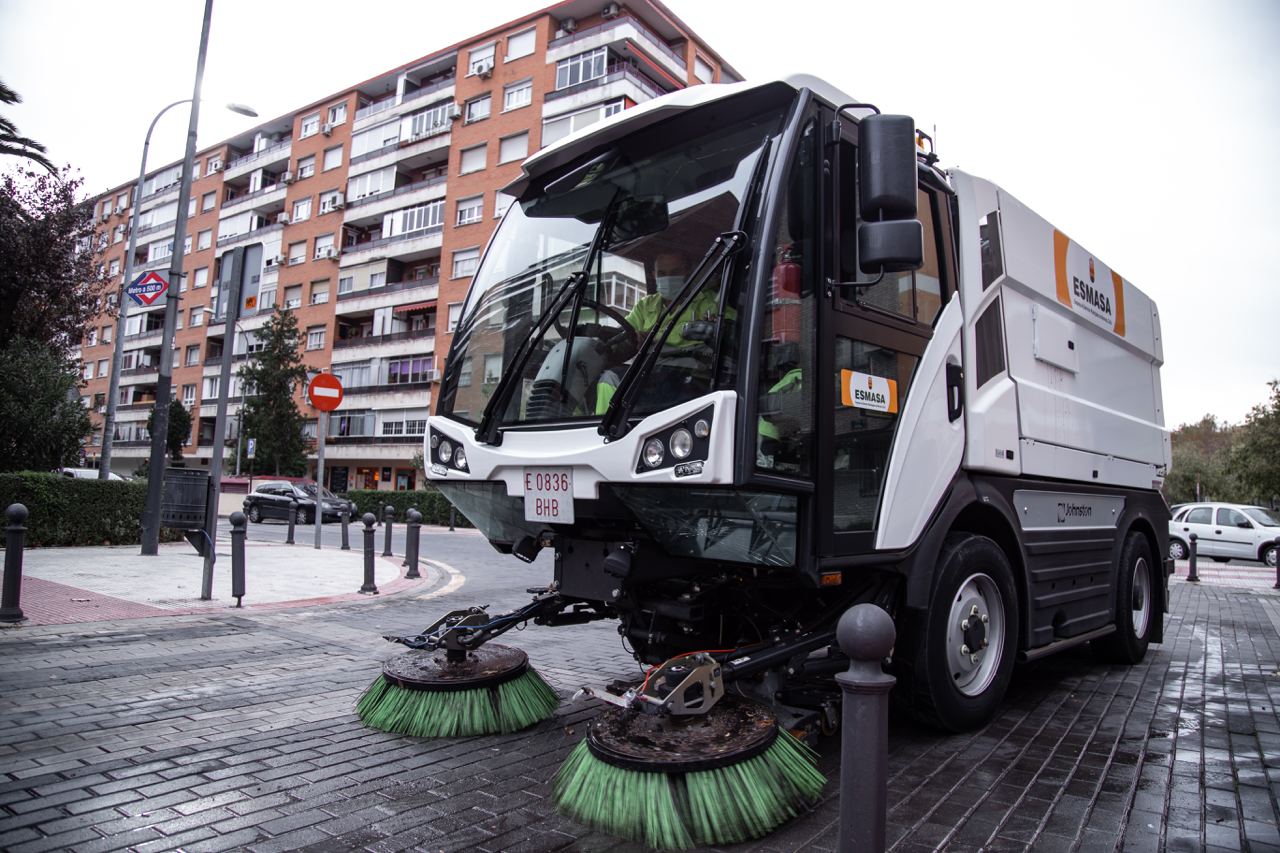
top-left (315, 410), bottom-right (326, 550)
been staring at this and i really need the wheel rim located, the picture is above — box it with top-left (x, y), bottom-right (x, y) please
top-left (249, 507), bottom-right (260, 522)
top-left (946, 573), bottom-right (1005, 697)
top-left (1267, 547), bottom-right (1277, 568)
top-left (1131, 557), bottom-right (1151, 637)
top-left (1169, 540), bottom-right (1185, 560)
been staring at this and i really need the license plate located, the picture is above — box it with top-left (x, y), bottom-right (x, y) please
top-left (523, 467), bottom-right (574, 524)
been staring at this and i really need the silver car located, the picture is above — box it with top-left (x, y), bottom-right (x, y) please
top-left (1168, 503), bottom-right (1279, 566)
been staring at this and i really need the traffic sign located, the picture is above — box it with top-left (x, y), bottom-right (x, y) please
top-left (246, 438), bottom-right (257, 459)
top-left (125, 271), bottom-right (169, 307)
top-left (307, 373), bottom-right (344, 412)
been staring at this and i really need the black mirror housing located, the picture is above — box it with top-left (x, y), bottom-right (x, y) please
top-left (859, 114), bottom-right (917, 221)
top-left (859, 220), bottom-right (924, 274)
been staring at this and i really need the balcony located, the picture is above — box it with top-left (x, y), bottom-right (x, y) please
top-left (119, 367), bottom-right (159, 386)
top-left (348, 128), bottom-right (451, 178)
top-left (223, 139), bottom-right (292, 180)
top-left (344, 175), bottom-right (447, 224)
top-left (354, 97), bottom-right (395, 122)
top-left (339, 225), bottom-right (443, 266)
top-left (219, 182), bottom-right (287, 216)
top-left (353, 75), bottom-right (457, 131)
top-left (216, 221), bottom-right (283, 250)
top-left (545, 64), bottom-right (664, 111)
top-left (134, 218), bottom-right (177, 240)
top-left (123, 328), bottom-right (163, 345)
top-left (139, 181), bottom-right (181, 206)
top-left (332, 329), bottom-right (435, 359)
top-left (336, 280), bottom-right (438, 315)
top-left (547, 14), bottom-right (687, 82)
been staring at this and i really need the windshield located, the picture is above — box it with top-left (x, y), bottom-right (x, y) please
top-left (1244, 507), bottom-right (1280, 527)
top-left (438, 87), bottom-right (791, 427)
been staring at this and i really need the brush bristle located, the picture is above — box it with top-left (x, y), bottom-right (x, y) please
top-left (552, 730), bottom-right (825, 849)
top-left (357, 668), bottom-right (559, 738)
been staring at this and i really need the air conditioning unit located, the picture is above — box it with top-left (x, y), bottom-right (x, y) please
top-left (475, 59), bottom-right (494, 78)
top-left (208, 162), bottom-right (222, 174)
top-left (322, 122), bottom-right (334, 136)
top-left (425, 369), bottom-right (441, 382)
top-left (100, 211), bottom-right (111, 223)
top-left (448, 103), bottom-right (463, 120)
top-left (267, 254), bottom-right (285, 266)
top-left (329, 193), bottom-right (345, 209)
top-left (96, 405), bottom-right (107, 414)
top-left (561, 16), bottom-right (577, 32)
top-left (602, 2), bottom-right (621, 18)
top-left (318, 246), bottom-right (338, 260)
top-left (276, 212), bottom-right (290, 225)
top-left (280, 171), bottom-right (294, 184)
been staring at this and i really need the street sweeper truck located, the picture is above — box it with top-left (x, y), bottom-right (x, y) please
top-left (358, 73), bottom-right (1172, 848)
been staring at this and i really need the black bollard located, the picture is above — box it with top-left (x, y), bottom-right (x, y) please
top-left (230, 511), bottom-right (246, 608)
top-left (1271, 535), bottom-right (1279, 590)
top-left (0, 503), bottom-right (29, 624)
top-left (405, 508), bottom-right (422, 579)
top-left (382, 504), bottom-right (395, 557)
top-left (286, 500), bottom-right (298, 545)
top-left (835, 603), bottom-right (896, 853)
top-left (1187, 533), bottom-right (1199, 582)
top-left (360, 513), bottom-right (379, 594)
top-left (339, 504), bottom-right (351, 551)
top-left (449, 506), bottom-right (456, 532)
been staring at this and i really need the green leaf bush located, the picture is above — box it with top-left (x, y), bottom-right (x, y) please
top-left (341, 486), bottom-right (471, 528)
top-left (0, 472), bottom-right (180, 547)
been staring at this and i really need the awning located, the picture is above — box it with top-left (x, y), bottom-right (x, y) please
top-left (394, 300), bottom-right (437, 313)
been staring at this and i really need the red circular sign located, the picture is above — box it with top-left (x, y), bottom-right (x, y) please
top-left (307, 373), bottom-right (344, 412)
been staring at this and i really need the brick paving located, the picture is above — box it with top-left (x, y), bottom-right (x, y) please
top-left (0, 548), bottom-right (1277, 852)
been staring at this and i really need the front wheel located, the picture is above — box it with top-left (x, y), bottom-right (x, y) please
top-left (1094, 533), bottom-right (1154, 664)
top-left (296, 508), bottom-right (310, 525)
top-left (908, 534), bottom-right (1019, 732)
top-left (1168, 538), bottom-right (1187, 561)
top-left (247, 505), bottom-right (262, 524)
top-left (1263, 543), bottom-right (1277, 568)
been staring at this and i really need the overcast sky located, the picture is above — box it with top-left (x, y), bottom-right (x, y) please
top-left (2, 0), bottom-right (1277, 427)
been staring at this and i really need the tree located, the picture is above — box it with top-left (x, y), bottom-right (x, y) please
top-left (147, 398), bottom-right (193, 463)
top-left (1229, 380), bottom-right (1280, 507)
top-left (0, 166), bottom-right (108, 357)
top-left (237, 309), bottom-right (310, 476)
top-left (1162, 415), bottom-right (1240, 504)
top-left (0, 337), bottom-right (91, 471)
top-left (0, 80), bottom-right (54, 173)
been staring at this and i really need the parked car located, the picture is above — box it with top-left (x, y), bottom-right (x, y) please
top-left (243, 480), bottom-right (350, 524)
top-left (55, 467), bottom-right (125, 480)
top-left (1168, 503), bottom-right (1279, 566)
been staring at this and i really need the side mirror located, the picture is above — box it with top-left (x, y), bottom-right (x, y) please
top-left (859, 220), bottom-right (924, 274)
top-left (859, 114), bottom-right (917, 221)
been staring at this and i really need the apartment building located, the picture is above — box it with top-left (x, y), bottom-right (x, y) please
top-left (78, 0), bottom-right (738, 491)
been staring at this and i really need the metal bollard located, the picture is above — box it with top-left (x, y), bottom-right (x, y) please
top-left (230, 511), bottom-right (246, 608)
top-left (0, 503), bottom-right (29, 624)
top-left (1271, 535), bottom-right (1279, 590)
top-left (286, 500), bottom-right (298, 545)
top-left (1187, 533), bottom-right (1199, 582)
top-left (360, 513), bottom-right (379, 594)
top-left (382, 504), bottom-right (394, 557)
top-left (339, 504), bottom-right (351, 551)
top-left (835, 603), bottom-right (896, 853)
top-left (449, 506), bottom-right (456, 532)
top-left (405, 509), bottom-right (422, 579)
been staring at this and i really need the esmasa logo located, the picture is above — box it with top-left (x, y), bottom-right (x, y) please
top-left (1057, 502), bottom-right (1093, 523)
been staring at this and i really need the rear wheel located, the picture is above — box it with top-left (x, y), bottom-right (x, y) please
top-left (908, 534), bottom-right (1018, 732)
top-left (1168, 538), bottom-right (1187, 561)
top-left (1262, 543), bottom-right (1277, 568)
top-left (296, 507), bottom-right (310, 525)
top-left (1094, 532), bottom-right (1154, 664)
top-left (247, 505), bottom-right (262, 524)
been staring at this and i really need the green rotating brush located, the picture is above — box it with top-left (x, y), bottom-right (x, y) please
top-left (358, 644), bottom-right (559, 738)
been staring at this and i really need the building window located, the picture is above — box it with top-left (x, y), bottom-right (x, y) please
top-left (197, 229), bottom-right (212, 251)
top-left (183, 235), bottom-right (193, 255)
top-left (396, 199), bottom-right (444, 235)
top-left (542, 100), bottom-right (625, 147)
top-left (464, 95), bottom-right (491, 124)
top-left (483, 353), bottom-right (503, 384)
top-left (348, 168), bottom-right (392, 200)
top-left (185, 345), bottom-right (200, 366)
top-left (288, 241), bottom-right (307, 265)
top-left (202, 376), bottom-right (220, 397)
top-left (300, 112), bottom-right (321, 138)
top-left (451, 249), bottom-right (478, 281)
top-left (370, 271), bottom-right (386, 289)
top-left (190, 306), bottom-right (204, 326)
top-left (503, 79), bottom-right (532, 112)
top-left (468, 43), bottom-right (495, 75)
top-left (498, 132), bottom-right (528, 164)
top-left (83, 362), bottom-right (95, 380)
top-left (202, 191), bottom-right (216, 212)
top-left (694, 56), bottom-right (714, 84)
top-left (456, 195), bottom-right (483, 226)
top-left (322, 145), bottom-right (343, 171)
top-left (320, 191), bottom-right (343, 213)
top-left (112, 224), bottom-right (124, 243)
top-left (338, 275), bottom-right (354, 295)
top-left (207, 155), bottom-right (222, 173)
top-left (310, 281), bottom-right (329, 305)
top-left (458, 357), bottom-right (472, 386)
top-left (284, 285), bottom-right (302, 309)
top-left (87, 328), bottom-right (97, 347)
top-left (193, 267), bottom-right (208, 289)
top-left (506, 28), bottom-right (535, 61)
top-left (407, 102), bottom-right (452, 139)
top-left (292, 197), bottom-right (311, 222)
top-left (102, 325), bottom-right (112, 344)
top-left (109, 258), bottom-right (121, 276)
top-left (447, 301), bottom-right (463, 332)
top-left (116, 191), bottom-right (129, 211)
top-left (386, 356), bottom-right (433, 384)
top-left (326, 102), bottom-right (347, 126)
top-left (459, 144), bottom-right (486, 175)
top-left (297, 155), bottom-right (316, 179)
top-left (181, 384), bottom-right (196, 406)
top-left (306, 326), bottom-right (326, 350)
top-left (556, 47), bottom-right (607, 90)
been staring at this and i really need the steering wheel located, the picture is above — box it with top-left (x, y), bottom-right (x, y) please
top-left (554, 298), bottom-right (638, 355)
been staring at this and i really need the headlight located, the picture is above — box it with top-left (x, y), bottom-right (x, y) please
top-left (438, 440), bottom-right (453, 463)
top-left (669, 428), bottom-right (692, 460)
top-left (693, 418), bottom-right (710, 439)
top-left (643, 438), bottom-right (665, 468)
top-left (453, 447), bottom-right (467, 470)
top-left (430, 433), bottom-right (440, 448)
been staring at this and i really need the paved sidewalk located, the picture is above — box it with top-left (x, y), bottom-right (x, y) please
top-left (3, 539), bottom-right (428, 627)
top-left (0, 544), bottom-right (1276, 851)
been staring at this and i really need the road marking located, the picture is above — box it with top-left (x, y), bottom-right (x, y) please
top-left (420, 559), bottom-right (466, 599)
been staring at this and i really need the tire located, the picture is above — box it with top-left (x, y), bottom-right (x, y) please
top-left (1262, 544), bottom-right (1277, 568)
top-left (1168, 538), bottom-right (1187, 561)
top-left (1210, 557), bottom-right (1230, 563)
top-left (247, 505), bottom-right (262, 524)
top-left (907, 534), bottom-right (1019, 732)
top-left (296, 508), bottom-right (310, 525)
top-left (1094, 532), bottom-right (1154, 664)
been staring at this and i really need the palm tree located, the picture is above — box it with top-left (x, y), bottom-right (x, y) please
top-left (1, 79), bottom-right (55, 173)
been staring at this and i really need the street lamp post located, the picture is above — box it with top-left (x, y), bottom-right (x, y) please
top-left (98, 97), bottom-right (255, 480)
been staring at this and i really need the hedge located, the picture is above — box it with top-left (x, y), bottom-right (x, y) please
top-left (342, 485), bottom-right (472, 528)
top-left (0, 472), bottom-right (180, 547)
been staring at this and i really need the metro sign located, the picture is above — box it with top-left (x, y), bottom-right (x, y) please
top-left (125, 271), bottom-right (169, 307)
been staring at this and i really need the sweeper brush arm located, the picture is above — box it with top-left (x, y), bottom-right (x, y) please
top-left (385, 590), bottom-right (609, 653)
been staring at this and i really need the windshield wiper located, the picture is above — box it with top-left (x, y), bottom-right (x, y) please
top-left (475, 192), bottom-right (622, 446)
top-left (598, 230), bottom-right (747, 441)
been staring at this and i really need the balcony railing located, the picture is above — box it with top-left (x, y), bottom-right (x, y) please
top-left (226, 138), bottom-right (292, 170)
top-left (337, 278), bottom-right (438, 302)
top-left (325, 434), bottom-right (424, 445)
top-left (342, 224), bottom-right (443, 256)
top-left (119, 401), bottom-right (157, 411)
top-left (547, 64), bottom-right (665, 103)
top-left (349, 124), bottom-right (450, 166)
top-left (332, 328), bottom-right (435, 350)
top-left (216, 222), bottom-right (283, 248)
top-left (342, 380), bottom-right (433, 395)
top-left (123, 329), bottom-right (163, 343)
top-left (345, 174), bottom-right (447, 210)
top-left (548, 13), bottom-right (686, 68)
top-left (401, 75), bottom-right (456, 104)
top-left (355, 98), bottom-right (395, 121)
top-left (220, 182), bottom-right (284, 211)
top-left (121, 365), bottom-right (159, 376)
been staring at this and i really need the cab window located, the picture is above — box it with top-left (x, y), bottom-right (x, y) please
top-left (1217, 508), bottom-right (1250, 527)
top-left (1185, 507), bottom-right (1212, 524)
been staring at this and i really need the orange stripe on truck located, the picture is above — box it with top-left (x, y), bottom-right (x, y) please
top-left (1053, 229), bottom-right (1072, 308)
top-left (1111, 271), bottom-right (1126, 336)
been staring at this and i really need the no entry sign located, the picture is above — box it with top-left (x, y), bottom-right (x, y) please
top-left (126, 271), bottom-right (169, 307)
top-left (307, 373), bottom-right (344, 412)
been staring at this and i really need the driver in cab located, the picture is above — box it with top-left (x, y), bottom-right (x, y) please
top-left (594, 247), bottom-right (726, 414)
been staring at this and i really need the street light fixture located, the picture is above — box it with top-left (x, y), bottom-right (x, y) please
top-left (99, 98), bottom-right (258, 481)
